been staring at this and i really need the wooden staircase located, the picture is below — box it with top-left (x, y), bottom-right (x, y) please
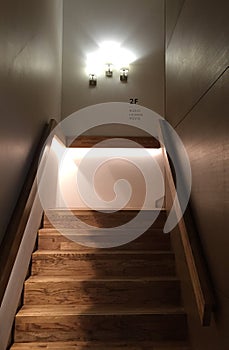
top-left (10, 209), bottom-right (190, 349)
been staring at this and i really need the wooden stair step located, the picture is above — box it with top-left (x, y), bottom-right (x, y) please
top-left (43, 209), bottom-right (166, 229)
top-left (15, 305), bottom-right (187, 342)
top-left (10, 340), bottom-right (191, 349)
top-left (66, 135), bottom-right (161, 148)
top-left (24, 276), bottom-right (181, 306)
top-left (38, 228), bottom-right (171, 251)
top-left (31, 250), bottom-right (176, 277)
top-left (11, 205), bottom-right (190, 348)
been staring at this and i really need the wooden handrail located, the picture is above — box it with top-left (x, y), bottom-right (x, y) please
top-left (0, 119), bottom-right (57, 306)
top-left (160, 126), bottom-right (215, 326)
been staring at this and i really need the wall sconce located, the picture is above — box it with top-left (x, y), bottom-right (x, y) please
top-left (89, 74), bottom-right (97, 87)
top-left (86, 42), bottom-right (136, 85)
top-left (120, 68), bottom-right (129, 83)
top-left (105, 64), bottom-right (113, 77)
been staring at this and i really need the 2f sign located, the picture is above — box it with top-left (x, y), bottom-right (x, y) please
top-left (130, 98), bottom-right (138, 104)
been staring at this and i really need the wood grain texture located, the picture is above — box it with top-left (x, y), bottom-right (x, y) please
top-left (24, 276), bottom-right (180, 306)
top-left (11, 208), bottom-right (190, 348)
top-left (10, 341), bottom-right (191, 350)
top-left (43, 209), bottom-right (166, 229)
top-left (15, 305), bottom-right (187, 342)
top-left (31, 250), bottom-right (175, 277)
top-left (38, 228), bottom-right (171, 251)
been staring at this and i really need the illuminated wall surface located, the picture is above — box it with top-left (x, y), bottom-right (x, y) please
top-left (59, 148), bottom-right (164, 209)
top-left (62, 0), bottom-right (165, 119)
top-left (45, 138), bottom-right (164, 210)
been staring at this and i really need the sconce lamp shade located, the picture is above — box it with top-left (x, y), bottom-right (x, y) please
top-left (120, 68), bottom-right (129, 82)
top-left (105, 64), bottom-right (113, 77)
top-left (89, 74), bottom-right (97, 87)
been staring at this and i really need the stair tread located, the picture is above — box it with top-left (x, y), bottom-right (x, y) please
top-left (43, 209), bottom-right (166, 229)
top-left (16, 305), bottom-right (185, 317)
top-left (33, 250), bottom-right (173, 255)
top-left (38, 228), bottom-right (167, 234)
top-left (45, 208), bottom-right (166, 212)
top-left (13, 207), bottom-right (189, 346)
top-left (25, 275), bottom-right (179, 283)
top-left (11, 340), bottom-right (190, 349)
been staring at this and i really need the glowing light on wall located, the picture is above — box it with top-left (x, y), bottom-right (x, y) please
top-left (86, 41), bottom-right (136, 83)
top-left (58, 147), bottom-right (164, 209)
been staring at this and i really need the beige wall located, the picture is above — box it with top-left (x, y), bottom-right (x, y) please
top-left (61, 0), bottom-right (165, 126)
top-left (57, 148), bottom-right (164, 210)
top-left (0, 0), bottom-right (63, 245)
top-left (166, 0), bottom-right (229, 349)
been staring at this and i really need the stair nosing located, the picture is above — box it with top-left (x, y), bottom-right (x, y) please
top-left (16, 305), bottom-right (186, 317)
top-left (38, 228), bottom-right (168, 233)
top-left (10, 340), bottom-right (190, 348)
top-left (25, 275), bottom-right (179, 283)
top-left (33, 249), bottom-right (173, 255)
